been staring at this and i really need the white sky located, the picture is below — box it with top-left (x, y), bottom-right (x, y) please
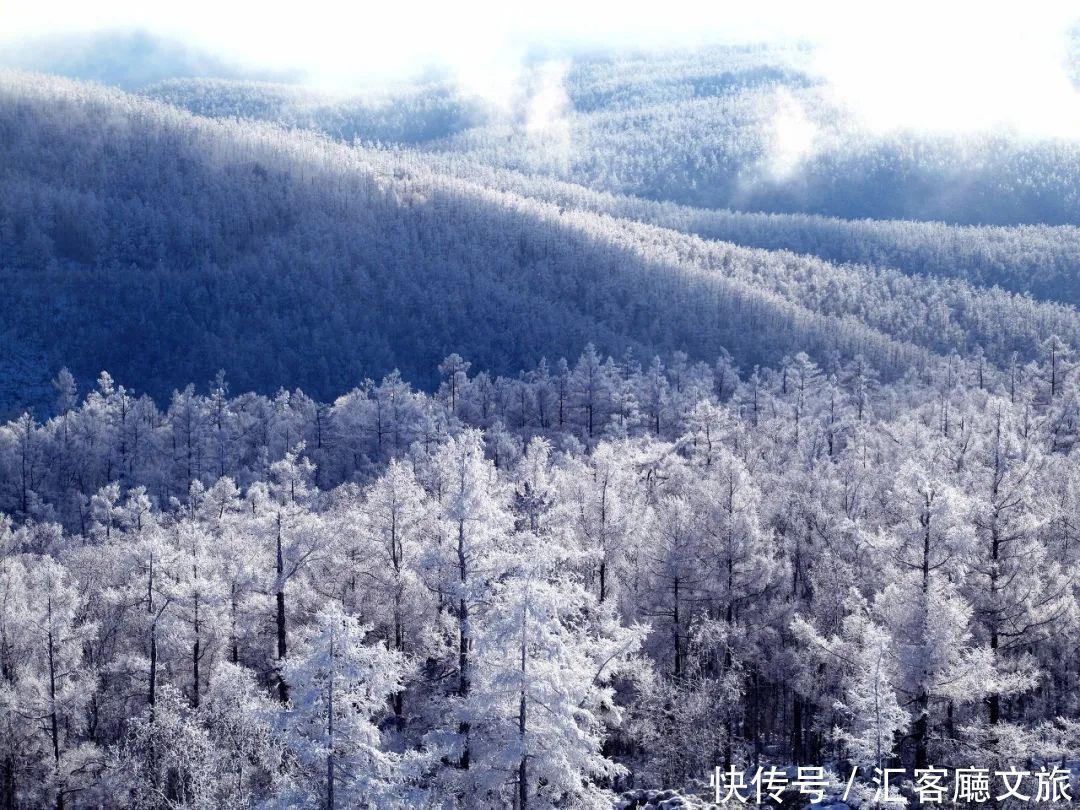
top-left (3, 0), bottom-right (1079, 136)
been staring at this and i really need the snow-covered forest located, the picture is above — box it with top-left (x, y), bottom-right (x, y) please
top-left (0, 345), bottom-right (1078, 808)
top-left (0, 24), bottom-right (1079, 809)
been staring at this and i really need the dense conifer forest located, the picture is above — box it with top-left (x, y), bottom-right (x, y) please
top-left (0, 31), bottom-right (1078, 809)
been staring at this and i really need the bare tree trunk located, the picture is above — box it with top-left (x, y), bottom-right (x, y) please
top-left (518, 590), bottom-right (529, 810)
top-left (326, 632), bottom-right (335, 810)
top-left (914, 492), bottom-right (932, 771)
top-left (672, 576), bottom-right (681, 679)
top-left (2, 755), bottom-right (14, 810)
top-left (47, 596), bottom-right (64, 810)
top-left (192, 607), bottom-right (200, 709)
top-left (149, 625), bottom-right (157, 709)
top-left (457, 519), bottom-right (470, 770)
top-left (276, 512), bottom-right (289, 704)
top-left (230, 583), bottom-right (239, 664)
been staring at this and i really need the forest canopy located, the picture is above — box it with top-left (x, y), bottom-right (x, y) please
top-left (0, 33), bottom-right (1079, 809)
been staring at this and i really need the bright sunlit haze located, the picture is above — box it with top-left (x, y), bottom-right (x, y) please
top-left (3, 0), bottom-right (1080, 136)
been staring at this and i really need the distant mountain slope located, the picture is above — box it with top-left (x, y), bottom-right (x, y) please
top-left (141, 45), bottom-right (814, 139)
top-left (560, 44), bottom-right (815, 111)
top-left (402, 46), bottom-right (1080, 225)
top-left (435, 85), bottom-right (1080, 225)
top-left (4, 72), bottom-right (1079, 416)
top-left (0, 30), bottom-right (295, 89)
top-left (151, 46), bottom-right (1080, 238)
top-left (0, 72), bottom-right (942, 414)
top-left (140, 46), bottom-right (1080, 226)
top-left (144, 77), bottom-right (487, 144)
top-left (401, 151), bottom-right (1080, 306)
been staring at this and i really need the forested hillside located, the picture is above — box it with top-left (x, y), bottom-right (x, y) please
top-left (153, 49), bottom-right (1080, 228)
top-left (401, 151), bottom-right (1080, 304)
top-left (145, 77), bottom-right (486, 144)
top-left (406, 47), bottom-right (1080, 225)
top-left (151, 50), bottom-right (1080, 307)
top-left (5, 71), bottom-right (1080, 417)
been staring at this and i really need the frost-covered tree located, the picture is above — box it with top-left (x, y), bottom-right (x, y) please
top-left (335, 459), bottom-right (432, 729)
top-left (278, 605), bottom-right (408, 809)
top-left (557, 442), bottom-right (644, 610)
top-left (794, 592), bottom-right (908, 771)
top-left (0, 555), bottom-right (98, 809)
top-left (467, 572), bottom-right (644, 809)
top-left (423, 430), bottom-right (512, 776)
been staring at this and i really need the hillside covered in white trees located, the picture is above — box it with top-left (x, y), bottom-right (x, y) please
top-left (0, 26), bottom-right (1079, 810)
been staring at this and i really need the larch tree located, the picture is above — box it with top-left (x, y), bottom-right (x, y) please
top-left (422, 429), bottom-right (513, 779)
top-left (468, 571), bottom-right (644, 810)
top-left (557, 442), bottom-right (644, 612)
top-left (278, 605), bottom-right (408, 809)
top-left (344, 458), bottom-right (433, 731)
top-left (0, 556), bottom-right (98, 810)
top-left (962, 400), bottom-right (1076, 758)
top-left (793, 591), bottom-right (908, 772)
top-left (260, 446), bottom-right (327, 704)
